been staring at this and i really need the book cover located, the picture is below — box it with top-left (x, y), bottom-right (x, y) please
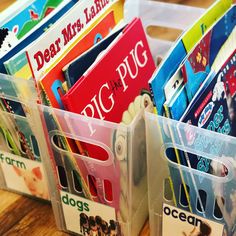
top-left (176, 49), bottom-right (236, 223)
top-left (0, 0), bottom-right (65, 59)
top-left (0, 0), bottom-right (77, 74)
top-left (1, 0), bottom-right (64, 39)
top-left (166, 5), bottom-right (236, 121)
top-left (182, 5), bottom-right (236, 102)
top-left (60, 17), bottom-right (156, 212)
top-left (26, 0), bottom-right (123, 80)
top-left (181, 49), bottom-right (236, 171)
top-left (149, 0), bottom-right (232, 116)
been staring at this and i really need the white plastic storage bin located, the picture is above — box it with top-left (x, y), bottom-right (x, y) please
top-left (39, 99), bottom-right (150, 235)
top-left (145, 110), bottom-right (236, 236)
top-left (0, 73), bottom-right (50, 201)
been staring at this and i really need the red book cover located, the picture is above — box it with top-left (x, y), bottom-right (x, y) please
top-left (62, 17), bottom-right (155, 124)
top-left (61, 17), bottom-right (156, 211)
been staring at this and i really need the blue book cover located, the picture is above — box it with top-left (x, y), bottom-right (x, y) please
top-left (1, 0), bottom-right (64, 39)
top-left (182, 5), bottom-right (236, 102)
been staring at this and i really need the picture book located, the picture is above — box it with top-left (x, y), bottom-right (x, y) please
top-left (26, 0), bottom-right (123, 80)
top-left (176, 49), bottom-right (236, 224)
top-left (0, 0), bottom-right (64, 58)
top-left (1, 0), bottom-right (64, 39)
top-left (62, 24), bottom-right (125, 89)
top-left (180, 45), bottom-right (236, 167)
top-left (0, 0), bottom-right (33, 26)
top-left (182, 8), bottom-right (236, 102)
top-left (149, 0), bottom-right (232, 116)
top-left (0, 0), bottom-right (77, 74)
top-left (60, 17), bottom-right (156, 212)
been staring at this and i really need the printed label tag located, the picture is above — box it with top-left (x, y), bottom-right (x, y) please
top-left (60, 191), bottom-right (118, 235)
top-left (0, 151), bottom-right (49, 200)
top-left (162, 204), bottom-right (224, 236)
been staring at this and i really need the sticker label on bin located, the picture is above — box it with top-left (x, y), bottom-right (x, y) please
top-left (0, 151), bottom-right (49, 200)
top-left (162, 204), bottom-right (224, 236)
top-left (60, 191), bottom-right (118, 235)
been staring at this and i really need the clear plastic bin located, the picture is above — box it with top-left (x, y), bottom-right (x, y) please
top-left (145, 110), bottom-right (236, 236)
top-left (0, 73), bottom-right (50, 201)
top-left (38, 100), bottom-right (150, 235)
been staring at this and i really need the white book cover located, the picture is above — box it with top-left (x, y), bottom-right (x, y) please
top-left (26, 0), bottom-right (118, 80)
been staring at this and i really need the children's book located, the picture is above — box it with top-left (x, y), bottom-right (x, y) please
top-left (149, 0), bottom-right (232, 116)
top-left (1, 0), bottom-right (64, 39)
top-left (26, 0), bottom-right (123, 80)
top-left (178, 50), bottom-right (236, 223)
top-left (62, 24), bottom-right (125, 89)
top-left (60, 17), bottom-right (156, 212)
top-left (0, 0), bottom-right (64, 58)
top-left (0, 0), bottom-right (77, 74)
top-left (0, 0), bottom-right (33, 26)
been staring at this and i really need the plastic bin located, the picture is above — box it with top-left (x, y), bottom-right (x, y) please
top-left (0, 74), bottom-right (150, 235)
top-left (145, 109), bottom-right (236, 236)
top-left (0, 74), bottom-right (50, 201)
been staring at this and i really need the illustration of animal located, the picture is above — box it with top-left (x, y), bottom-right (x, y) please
top-left (13, 165), bottom-right (49, 199)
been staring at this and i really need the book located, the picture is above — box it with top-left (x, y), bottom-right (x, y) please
top-left (61, 17), bottom-right (156, 212)
top-left (179, 50), bottom-right (236, 221)
top-left (149, 0), bottom-right (232, 116)
top-left (182, 7), bottom-right (236, 103)
top-left (26, 0), bottom-right (123, 80)
top-left (0, 0), bottom-right (65, 58)
top-left (0, 0), bottom-right (77, 74)
top-left (1, 0), bottom-right (64, 39)
top-left (62, 24), bottom-right (125, 89)
top-left (166, 5), bottom-right (236, 121)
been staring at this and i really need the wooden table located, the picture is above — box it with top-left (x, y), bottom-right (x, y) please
top-left (0, 0), bottom-right (231, 235)
top-left (0, 189), bottom-right (148, 235)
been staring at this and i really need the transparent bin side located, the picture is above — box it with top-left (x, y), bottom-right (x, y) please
top-left (38, 102), bottom-right (149, 235)
top-left (0, 73), bottom-right (51, 201)
top-left (124, 0), bottom-right (204, 61)
top-left (145, 110), bottom-right (236, 236)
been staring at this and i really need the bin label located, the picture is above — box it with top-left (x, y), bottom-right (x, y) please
top-left (162, 203), bottom-right (224, 236)
top-left (60, 191), bottom-right (119, 235)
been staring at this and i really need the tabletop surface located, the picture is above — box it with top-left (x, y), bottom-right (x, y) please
top-left (0, 0), bottom-right (229, 235)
